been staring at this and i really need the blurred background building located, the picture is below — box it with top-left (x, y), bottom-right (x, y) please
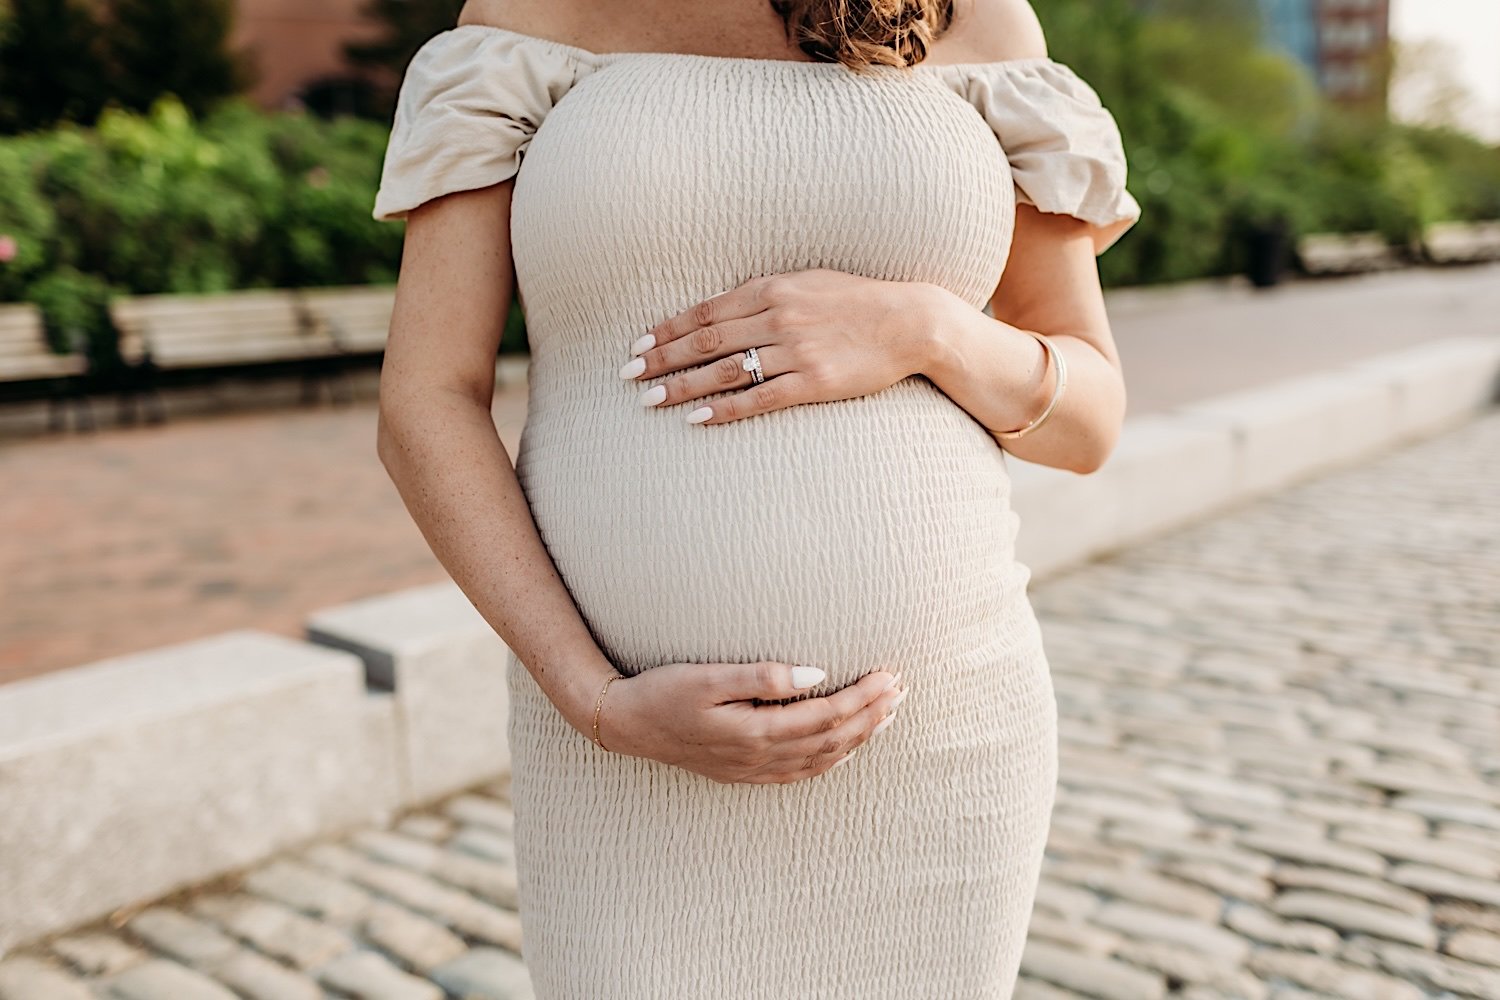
top-left (233, 0), bottom-right (377, 109)
top-left (1258, 0), bottom-right (1391, 107)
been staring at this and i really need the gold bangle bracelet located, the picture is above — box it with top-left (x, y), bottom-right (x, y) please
top-left (993, 331), bottom-right (1067, 441)
top-left (591, 674), bottom-right (622, 752)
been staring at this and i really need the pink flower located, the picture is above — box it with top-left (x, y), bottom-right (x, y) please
top-left (0, 235), bottom-right (16, 264)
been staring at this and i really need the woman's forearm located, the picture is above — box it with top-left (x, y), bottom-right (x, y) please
top-left (376, 383), bottom-right (618, 734)
top-left (914, 285), bottom-right (1126, 474)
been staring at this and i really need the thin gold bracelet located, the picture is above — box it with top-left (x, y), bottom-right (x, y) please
top-left (993, 331), bottom-right (1067, 440)
top-left (591, 674), bottom-right (623, 752)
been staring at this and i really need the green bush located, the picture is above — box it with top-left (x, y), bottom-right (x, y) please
top-left (26, 266), bottom-right (117, 367)
top-left (0, 95), bottom-right (402, 305)
top-left (0, 137), bottom-right (56, 301)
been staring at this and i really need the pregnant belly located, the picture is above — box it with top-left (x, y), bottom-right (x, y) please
top-left (514, 376), bottom-right (1029, 690)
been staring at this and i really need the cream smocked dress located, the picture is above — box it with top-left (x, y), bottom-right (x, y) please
top-left (373, 24), bottom-right (1139, 1000)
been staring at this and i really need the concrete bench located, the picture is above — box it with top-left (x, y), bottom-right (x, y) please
top-left (0, 630), bottom-right (398, 951)
top-left (1296, 232), bottom-right (1403, 276)
top-left (1423, 221), bottom-right (1500, 264)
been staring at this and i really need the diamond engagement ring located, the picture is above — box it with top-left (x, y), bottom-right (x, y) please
top-left (742, 346), bottom-right (766, 385)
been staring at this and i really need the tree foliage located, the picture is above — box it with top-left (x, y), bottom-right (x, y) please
top-left (0, 0), bottom-right (110, 133)
top-left (344, 0), bottom-right (464, 116)
top-left (1033, 0), bottom-right (1500, 284)
top-left (100, 0), bottom-right (252, 118)
top-left (0, 0), bottom-right (251, 135)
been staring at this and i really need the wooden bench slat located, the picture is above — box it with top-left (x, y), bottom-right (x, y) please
top-left (0, 305), bottom-right (86, 384)
top-left (299, 286), bottom-right (395, 353)
top-left (0, 354), bottom-right (87, 380)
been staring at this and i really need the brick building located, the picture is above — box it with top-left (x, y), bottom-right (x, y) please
top-left (1258, 0), bottom-right (1392, 106)
top-left (232, 0), bottom-right (383, 109)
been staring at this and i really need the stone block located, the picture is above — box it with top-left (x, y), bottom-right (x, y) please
top-left (1020, 938), bottom-right (1167, 1000)
top-left (1008, 456), bottom-right (1122, 580)
top-left (1097, 413), bottom-right (1239, 549)
top-left (430, 948), bottom-right (535, 1000)
top-left (312, 950), bottom-right (442, 1000)
top-left (1346, 336), bottom-right (1500, 441)
top-left (0, 631), bottom-right (399, 951)
top-left (0, 957), bottom-right (92, 1000)
top-left (307, 581), bottom-right (516, 805)
top-left (1172, 368), bottom-right (1397, 500)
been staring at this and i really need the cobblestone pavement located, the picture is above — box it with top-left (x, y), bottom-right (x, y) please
top-left (4, 266), bottom-right (1499, 684)
top-left (0, 415), bottom-right (1496, 999)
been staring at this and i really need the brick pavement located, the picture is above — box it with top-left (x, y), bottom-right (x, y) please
top-left (1, 405), bottom-right (1494, 998)
top-left (3, 266), bottom-right (1498, 685)
top-left (0, 389), bottom-right (528, 685)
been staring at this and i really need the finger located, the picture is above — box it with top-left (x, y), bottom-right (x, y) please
top-left (756, 668), bottom-right (900, 743)
top-left (704, 660), bottom-right (832, 706)
top-left (686, 373), bottom-right (812, 425)
top-left (639, 346), bottom-right (791, 409)
top-left (626, 313), bottom-right (770, 382)
top-left (636, 275), bottom-right (776, 355)
top-left (768, 677), bottom-right (907, 770)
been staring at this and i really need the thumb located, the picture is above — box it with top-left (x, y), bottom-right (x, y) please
top-left (709, 660), bottom-right (826, 703)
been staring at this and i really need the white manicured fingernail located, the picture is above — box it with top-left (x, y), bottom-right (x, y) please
top-left (619, 357), bottom-right (646, 379)
top-left (872, 714), bottom-right (895, 737)
top-left (831, 754), bottom-right (853, 769)
top-left (790, 665), bottom-right (825, 689)
top-left (686, 406), bottom-right (713, 424)
top-left (631, 333), bottom-right (655, 355)
top-left (889, 687), bottom-right (909, 710)
top-left (639, 384), bottom-right (667, 406)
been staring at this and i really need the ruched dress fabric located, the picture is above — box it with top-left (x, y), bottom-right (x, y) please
top-left (374, 25), bottom-right (1139, 1000)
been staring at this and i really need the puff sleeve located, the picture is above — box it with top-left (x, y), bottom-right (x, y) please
top-left (936, 58), bottom-right (1141, 254)
top-left (371, 26), bottom-right (588, 222)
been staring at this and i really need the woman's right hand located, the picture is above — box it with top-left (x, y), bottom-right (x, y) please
top-left (595, 661), bottom-right (908, 784)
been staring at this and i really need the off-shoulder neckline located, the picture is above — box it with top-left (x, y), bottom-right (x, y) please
top-left (446, 23), bottom-right (1062, 72)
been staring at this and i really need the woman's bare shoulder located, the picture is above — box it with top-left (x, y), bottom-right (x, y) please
top-left (936, 0), bottom-right (1048, 64)
top-left (457, 0), bottom-right (579, 35)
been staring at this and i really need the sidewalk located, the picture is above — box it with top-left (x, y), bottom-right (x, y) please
top-left (1106, 265), bottom-right (1500, 416)
top-left (2, 265), bottom-right (1498, 684)
top-left (3, 403), bottom-right (1494, 999)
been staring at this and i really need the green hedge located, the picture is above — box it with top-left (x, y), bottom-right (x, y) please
top-left (0, 95), bottom-right (401, 306)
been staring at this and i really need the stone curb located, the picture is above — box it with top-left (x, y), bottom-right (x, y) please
top-left (1010, 334), bottom-right (1500, 581)
top-left (0, 632), bottom-right (401, 953)
top-left (2, 334), bottom-right (1496, 954)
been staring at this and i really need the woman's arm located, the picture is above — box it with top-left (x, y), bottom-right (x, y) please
top-left (375, 182), bottom-right (618, 735)
top-left (915, 0), bottom-right (1126, 474)
top-left (916, 205), bottom-right (1128, 474)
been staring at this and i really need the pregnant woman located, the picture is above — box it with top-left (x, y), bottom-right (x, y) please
top-left (373, 0), bottom-right (1138, 995)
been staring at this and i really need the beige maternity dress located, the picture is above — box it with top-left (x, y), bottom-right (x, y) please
top-left (373, 24), bottom-right (1139, 999)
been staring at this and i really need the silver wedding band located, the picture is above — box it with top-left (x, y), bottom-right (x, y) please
top-left (742, 346), bottom-right (765, 385)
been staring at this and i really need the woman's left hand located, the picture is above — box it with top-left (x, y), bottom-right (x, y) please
top-left (620, 269), bottom-right (939, 424)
